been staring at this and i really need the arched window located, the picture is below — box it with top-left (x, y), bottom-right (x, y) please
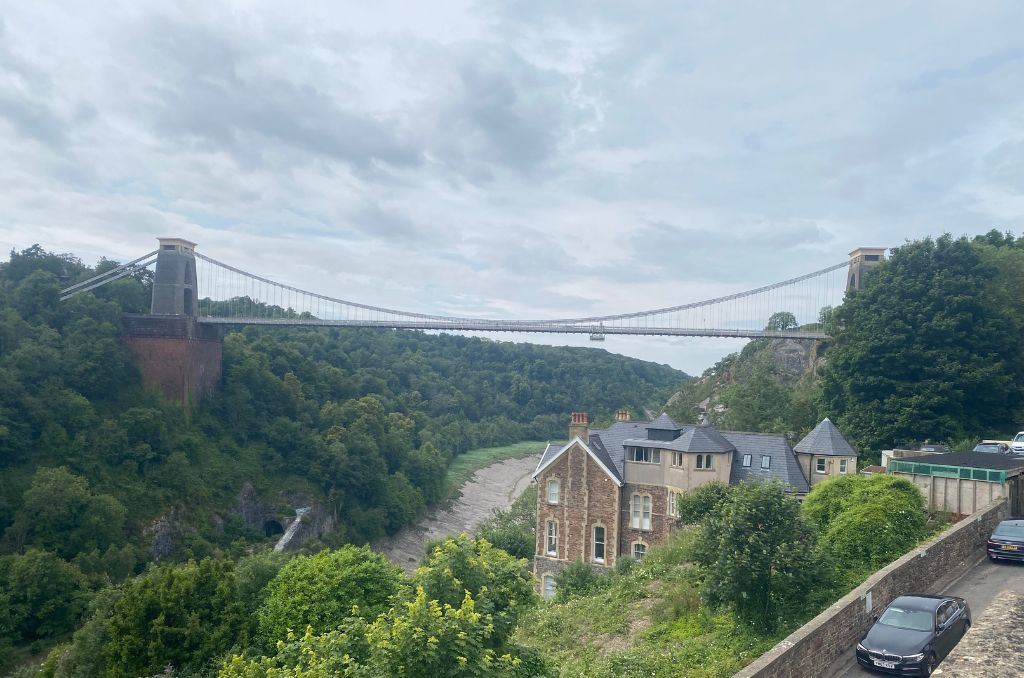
top-left (547, 479), bottom-right (560, 504)
top-left (546, 520), bottom-right (558, 556)
top-left (632, 542), bottom-right (647, 560)
top-left (543, 575), bottom-right (556, 600)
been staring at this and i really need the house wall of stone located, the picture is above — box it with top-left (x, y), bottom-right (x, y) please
top-left (534, 442), bottom-right (620, 588)
top-left (619, 482), bottom-right (674, 559)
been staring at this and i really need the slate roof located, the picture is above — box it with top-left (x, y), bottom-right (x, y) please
top-left (726, 431), bottom-right (810, 493)
top-left (647, 413), bottom-right (684, 431)
top-left (624, 425), bottom-right (736, 454)
top-left (794, 417), bottom-right (858, 457)
top-left (897, 451), bottom-right (1024, 471)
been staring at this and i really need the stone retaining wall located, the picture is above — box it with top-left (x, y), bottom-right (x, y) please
top-left (734, 499), bottom-right (1009, 678)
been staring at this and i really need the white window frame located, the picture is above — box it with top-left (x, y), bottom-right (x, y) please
top-left (667, 490), bottom-right (677, 517)
top-left (547, 479), bottom-right (560, 504)
top-left (642, 495), bottom-right (651, 530)
top-left (632, 542), bottom-right (647, 560)
top-left (542, 575), bottom-right (556, 600)
top-left (593, 525), bottom-right (606, 563)
top-left (628, 447), bottom-right (662, 464)
top-left (742, 454), bottom-right (751, 467)
top-left (546, 520), bottom-right (558, 556)
top-left (696, 454), bottom-right (703, 469)
top-left (839, 459), bottom-right (849, 474)
top-left (672, 451), bottom-right (684, 467)
top-left (631, 494), bottom-right (641, 529)
top-left (696, 454), bottom-right (712, 470)
top-left (815, 458), bottom-right (827, 474)
top-left (761, 455), bottom-right (771, 469)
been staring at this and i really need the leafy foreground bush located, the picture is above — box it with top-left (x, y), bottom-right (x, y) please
top-left (257, 545), bottom-right (404, 647)
top-left (803, 474), bottom-right (928, 574)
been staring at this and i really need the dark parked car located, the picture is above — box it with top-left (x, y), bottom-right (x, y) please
top-left (987, 519), bottom-right (1024, 562)
top-left (855, 594), bottom-right (970, 676)
top-left (972, 442), bottom-right (1010, 454)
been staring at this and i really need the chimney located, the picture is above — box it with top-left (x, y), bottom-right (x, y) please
top-left (615, 409), bottom-right (631, 422)
top-left (569, 412), bottom-right (589, 441)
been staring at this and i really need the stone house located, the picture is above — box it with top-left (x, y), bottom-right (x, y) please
top-left (532, 411), bottom-right (857, 599)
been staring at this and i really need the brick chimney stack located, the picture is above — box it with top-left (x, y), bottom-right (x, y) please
top-left (615, 409), bottom-right (631, 422)
top-left (569, 412), bottom-right (589, 441)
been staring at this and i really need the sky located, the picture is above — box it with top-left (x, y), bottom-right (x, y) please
top-left (2, 1), bottom-right (1023, 375)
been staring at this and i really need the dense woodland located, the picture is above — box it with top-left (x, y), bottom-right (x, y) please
top-left (0, 245), bottom-right (682, 674)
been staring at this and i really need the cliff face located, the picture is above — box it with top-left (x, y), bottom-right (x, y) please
top-left (667, 337), bottom-right (826, 427)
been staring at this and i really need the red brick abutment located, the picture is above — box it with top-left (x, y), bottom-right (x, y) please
top-left (733, 498), bottom-right (1009, 678)
top-left (122, 315), bottom-right (223, 405)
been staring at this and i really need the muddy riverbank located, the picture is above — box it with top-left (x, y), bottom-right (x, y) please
top-left (373, 455), bottom-right (537, 572)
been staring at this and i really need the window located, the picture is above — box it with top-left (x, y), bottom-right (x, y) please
top-left (672, 451), bottom-right (684, 467)
top-left (633, 543), bottom-right (647, 560)
top-left (542, 575), bottom-right (556, 600)
top-left (742, 454), bottom-right (752, 467)
top-left (839, 459), bottom-right (849, 474)
top-left (696, 454), bottom-right (712, 470)
top-left (631, 494), bottom-right (651, 530)
top-left (546, 520), bottom-right (558, 556)
top-left (547, 479), bottom-right (560, 504)
top-left (696, 454), bottom-right (703, 469)
top-left (815, 458), bottom-right (827, 474)
top-left (593, 526), bottom-right (605, 562)
top-left (667, 491), bottom-right (678, 517)
top-left (627, 447), bottom-right (661, 464)
top-left (761, 455), bottom-right (771, 469)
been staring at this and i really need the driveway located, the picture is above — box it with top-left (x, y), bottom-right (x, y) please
top-left (829, 558), bottom-right (1024, 677)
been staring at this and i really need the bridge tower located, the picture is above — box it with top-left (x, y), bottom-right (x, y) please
top-left (151, 238), bottom-right (198, 315)
top-left (846, 247), bottom-right (886, 291)
top-left (122, 237), bottom-right (222, 405)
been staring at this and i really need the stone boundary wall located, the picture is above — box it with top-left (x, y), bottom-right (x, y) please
top-left (734, 499), bottom-right (1009, 678)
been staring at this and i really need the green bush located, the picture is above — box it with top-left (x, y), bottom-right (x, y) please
top-left (0, 549), bottom-right (89, 641)
top-left (675, 481), bottom-right (732, 524)
top-left (553, 560), bottom-right (606, 602)
top-left (257, 545), bottom-right (404, 646)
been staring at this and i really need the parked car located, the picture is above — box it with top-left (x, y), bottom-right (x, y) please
top-left (1013, 432), bottom-right (1024, 454)
top-left (987, 519), bottom-right (1024, 562)
top-left (972, 442), bottom-right (1010, 454)
top-left (855, 594), bottom-right (971, 676)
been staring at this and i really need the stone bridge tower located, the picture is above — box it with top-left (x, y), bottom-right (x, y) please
top-left (123, 237), bottom-right (222, 405)
top-left (847, 247), bottom-right (886, 291)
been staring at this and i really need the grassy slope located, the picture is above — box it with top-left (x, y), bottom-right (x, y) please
top-left (440, 440), bottom-right (546, 503)
top-left (514, 532), bottom-right (779, 677)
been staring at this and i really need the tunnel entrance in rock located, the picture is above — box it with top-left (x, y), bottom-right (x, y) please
top-left (263, 520), bottom-right (284, 537)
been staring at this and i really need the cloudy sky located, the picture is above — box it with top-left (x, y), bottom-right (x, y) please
top-left (2, 1), bottom-right (1023, 374)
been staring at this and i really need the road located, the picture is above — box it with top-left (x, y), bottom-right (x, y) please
top-left (830, 558), bottom-right (1024, 676)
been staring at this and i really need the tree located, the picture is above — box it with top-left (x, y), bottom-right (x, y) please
top-left (675, 481), bottom-right (732, 524)
top-left (5, 467), bottom-right (126, 560)
top-left (692, 481), bottom-right (828, 630)
top-left (0, 549), bottom-right (88, 640)
top-left (103, 558), bottom-right (246, 678)
top-left (476, 485), bottom-right (536, 560)
top-left (257, 545), bottom-right (404, 646)
top-left (820, 235), bottom-right (1024, 449)
top-left (766, 311), bottom-right (798, 331)
top-left (414, 534), bottom-right (535, 647)
top-left (717, 356), bottom-right (792, 433)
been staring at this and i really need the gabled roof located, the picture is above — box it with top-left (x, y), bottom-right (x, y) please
top-left (726, 431), bottom-right (809, 493)
top-left (794, 417), bottom-right (858, 457)
top-left (532, 436), bottom-right (624, 486)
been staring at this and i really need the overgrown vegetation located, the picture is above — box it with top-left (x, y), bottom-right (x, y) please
top-left (0, 244), bottom-right (683, 673)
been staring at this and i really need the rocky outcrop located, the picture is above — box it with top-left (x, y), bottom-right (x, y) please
top-left (236, 482), bottom-right (274, 531)
top-left (144, 510), bottom-right (191, 561)
top-left (273, 504), bottom-right (335, 552)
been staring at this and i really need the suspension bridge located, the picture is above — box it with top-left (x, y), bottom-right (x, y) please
top-left (60, 238), bottom-right (885, 341)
